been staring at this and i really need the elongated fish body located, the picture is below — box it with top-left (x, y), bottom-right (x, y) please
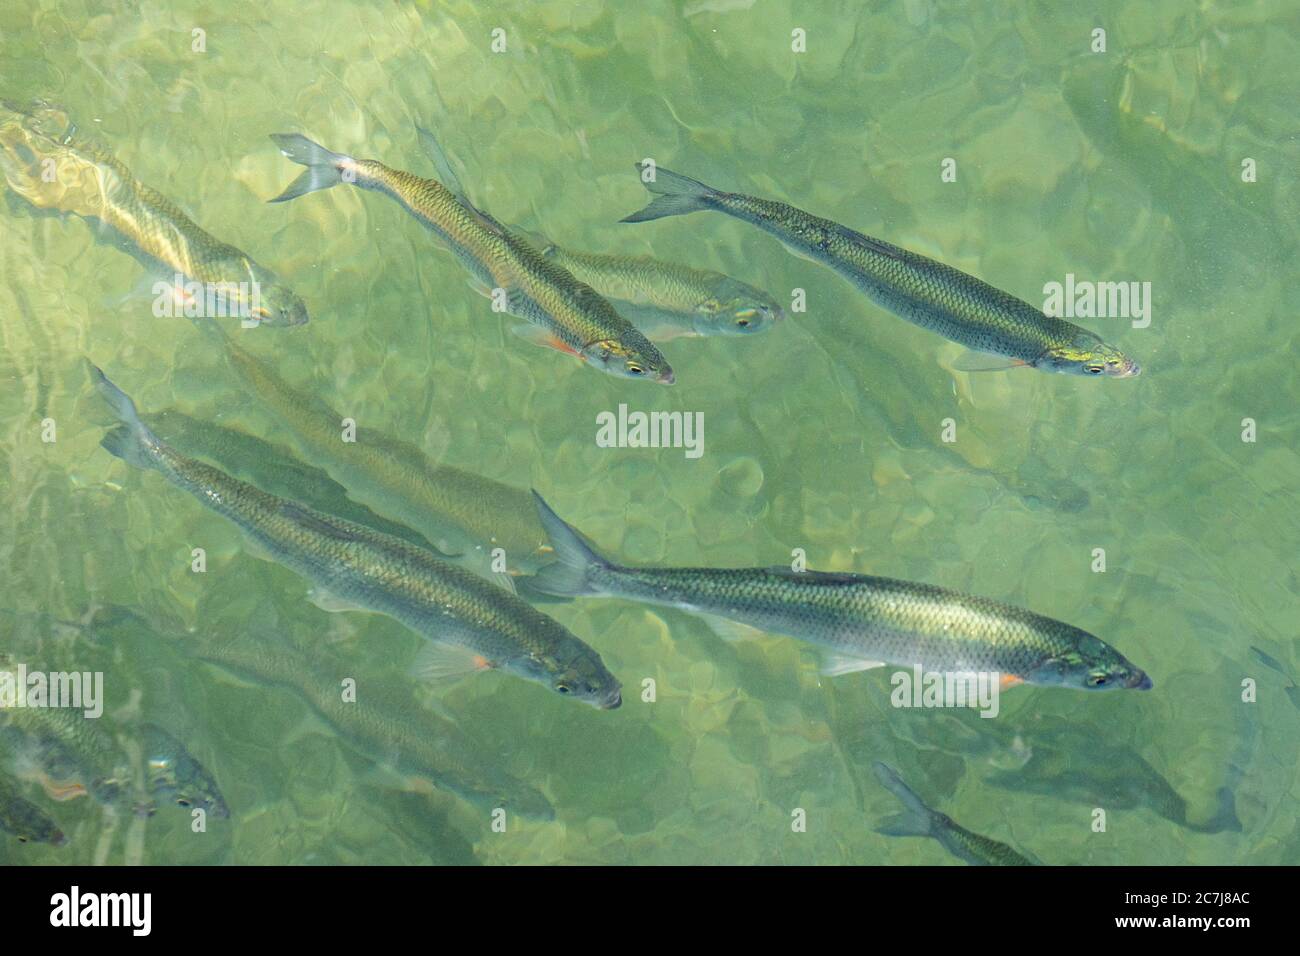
top-left (531, 237), bottom-right (782, 339)
top-left (621, 165), bottom-right (1140, 377)
top-left (89, 365), bottom-right (621, 710)
top-left (0, 704), bottom-right (128, 805)
top-left (0, 772), bottom-right (65, 845)
top-left (0, 101), bottom-right (307, 327)
top-left (197, 638), bottom-right (554, 818)
top-left (207, 325), bottom-right (552, 573)
top-left (141, 725), bottom-right (229, 819)
top-left (145, 409), bottom-right (437, 552)
top-left (872, 762), bottom-right (1035, 866)
top-left (528, 493), bottom-right (1151, 691)
top-left (268, 132), bottom-right (672, 383)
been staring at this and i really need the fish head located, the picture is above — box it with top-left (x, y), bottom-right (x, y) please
top-left (247, 282), bottom-right (310, 328)
top-left (145, 739), bottom-right (231, 818)
top-left (1038, 331), bottom-right (1140, 378)
top-left (1023, 633), bottom-right (1153, 691)
top-left (581, 337), bottom-right (675, 384)
top-left (694, 280), bottom-right (783, 335)
top-left (525, 648), bottom-right (623, 709)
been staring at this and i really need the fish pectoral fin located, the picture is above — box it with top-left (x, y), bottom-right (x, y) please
top-left (306, 587), bottom-right (371, 615)
top-left (819, 653), bottom-right (887, 677)
top-left (510, 323), bottom-right (582, 358)
top-left (408, 642), bottom-right (494, 685)
top-left (950, 350), bottom-right (1031, 372)
top-left (701, 614), bottom-right (767, 643)
top-left (999, 673), bottom-right (1026, 690)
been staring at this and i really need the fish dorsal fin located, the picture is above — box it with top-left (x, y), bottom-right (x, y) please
top-left (415, 125), bottom-right (508, 235)
top-left (513, 226), bottom-right (556, 256)
top-left (416, 125), bottom-right (471, 205)
top-left (408, 642), bottom-right (494, 685)
top-left (832, 223), bottom-right (909, 261)
top-left (761, 567), bottom-right (865, 586)
top-left (279, 502), bottom-right (362, 541)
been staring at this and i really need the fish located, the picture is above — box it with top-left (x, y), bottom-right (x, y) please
top-left (88, 364), bottom-right (622, 710)
top-left (526, 492), bottom-right (1152, 691)
top-left (195, 636), bottom-right (554, 819)
top-left (982, 719), bottom-right (1240, 834)
top-left (140, 724), bottom-right (230, 819)
top-left (523, 231), bottom-right (783, 340)
top-left (0, 697), bottom-right (129, 805)
top-left (871, 762), bottom-right (1037, 865)
top-left (200, 322), bottom-right (554, 575)
top-left (145, 407), bottom-right (439, 553)
top-left (0, 100), bottom-right (307, 327)
top-left (620, 164), bottom-right (1140, 377)
top-left (0, 770), bottom-right (66, 845)
top-left (267, 128), bottom-right (672, 382)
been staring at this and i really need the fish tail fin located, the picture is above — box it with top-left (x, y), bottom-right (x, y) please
top-left (871, 762), bottom-right (935, 838)
top-left (87, 362), bottom-right (162, 471)
top-left (620, 163), bottom-right (720, 223)
top-left (267, 133), bottom-right (351, 203)
top-left (527, 491), bottom-right (613, 597)
top-left (1188, 787), bottom-right (1242, 834)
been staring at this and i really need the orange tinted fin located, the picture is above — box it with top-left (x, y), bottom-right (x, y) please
top-left (999, 674), bottom-right (1026, 690)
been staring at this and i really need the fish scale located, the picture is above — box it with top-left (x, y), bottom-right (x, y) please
top-left (622, 165), bottom-right (1140, 376)
top-left (268, 132), bottom-right (673, 382)
top-left (89, 365), bottom-right (622, 710)
top-left (529, 493), bottom-right (1151, 691)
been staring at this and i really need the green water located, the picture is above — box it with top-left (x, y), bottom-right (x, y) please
top-left (1, 0), bottom-right (1297, 865)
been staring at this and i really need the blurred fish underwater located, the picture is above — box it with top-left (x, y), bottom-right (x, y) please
top-left (1, 1), bottom-right (1297, 867)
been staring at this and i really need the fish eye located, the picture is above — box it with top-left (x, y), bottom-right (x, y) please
top-left (1087, 674), bottom-right (1109, 687)
top-left (177, 798), bottom-right (191, 807)
top-left (626, 364), bottom-right (644, 376)
top-left (1085, 364), bottom-right (1104, 375)
top-left (556, 683), bottom-right (572, 694)
top-left (735, 317), bottom-right (750, 327)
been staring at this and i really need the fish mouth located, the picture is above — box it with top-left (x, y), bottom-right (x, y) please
top-left (1112, 359), bottom-right (1141, 378)
top-left (1128, 672), bottom-right (1153, 690)
top-left (656, 369), bottom-right (675, 385)
top-left (599, 690), bottom-right (623, 710)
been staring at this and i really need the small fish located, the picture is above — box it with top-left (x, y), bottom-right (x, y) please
top-left (196, 636), bottom-right (554, 819)
top-left (0, 702), bottom-right (128, 805)
top-left (0, 771), bottom-right (66, 845)
top-left (524, 232), bottom-right (782, 340)
top-left (199, 321), bottom-right (554, 575)
top-left (527, 492), bottom-right (1152, 691)
top-left (621, 164), bottom-right (1140, 377)
top-left (89, 364), bottom-right (621, 710)
top-left (872, 762), bottom-right (1037, 866)
top-left (268, 128), bottom-right (672, 382)
top-left (983, 719), bottom-right (1240, 834)
top-left (141, 724), bottom-right (229, 819)
top-left (0, 101), bottom-right (307, 327)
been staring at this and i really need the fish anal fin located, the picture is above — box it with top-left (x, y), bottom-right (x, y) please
top-left (511, 323), bottom-right (582, 357)
top-left (820, 653), bottom-right (887, 677)
top-left (951, 350), bottom-right (1031, 372)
